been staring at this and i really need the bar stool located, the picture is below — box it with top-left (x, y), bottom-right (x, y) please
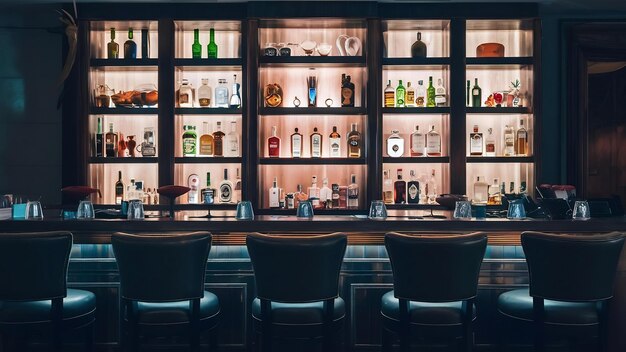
top-left (0, 231), bottom-right (96, 352)
top-left (497, 231), bottom-right (625, 352)
top-left (381, 232), bottom-right (487, 352)
top-left (112, 232), bottom-right (219, 352)
top-left (246, 232), bottom-right (347, 352)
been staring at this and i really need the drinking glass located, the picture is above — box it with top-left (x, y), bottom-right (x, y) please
top-left (76, 200), bottom-right (95, 219)
top-left (25, 201), bottom-right (43, 220)
top-left (453, 201), bottom-right (472, 219)
top-left (572, 200), bottom-right (591, 220)
top-left (296, 200), bottom-right (314, 218)
top-left (236, 201), bottom-right (254, 220)
top-left (507, 199), bottom-right (526, 219)
top-left (472, 204), bottom-right (487, 219)
top-left (127, 200), bottom-right (145, 220)
top-left (368, 200), bottom-right (388, 220)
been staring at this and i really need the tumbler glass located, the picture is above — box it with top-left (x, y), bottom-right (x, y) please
top-left (572, 200), bottom-right (591, 220)
top-left (127, 200), bottom-right (145, 220)
top-left (453, 201), bottom-right (472, 219)
top-left (296, 200), bottom-right (314, 218)
top-left (236, 201), bottom-right (255, 220)
top-left (368, 200), bottom-right (388, 220)
top-left (76, 200), bottom-right (95, 219)
top-left (25, 201), bottom-right (44, 220)
top-left (507, 199), bottom-right (526, 219)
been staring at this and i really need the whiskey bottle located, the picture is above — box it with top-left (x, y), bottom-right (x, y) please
top-left (94, 116), bottom-right (104, 157)
top-left (201, 172), bottom-right (216, 204)
top-left (229, 74), bottom-right (241, 108)
top-left (310, 127), bottom-right (322, 158)
top-left (207, 28), bottom-right (218, 59)
top-left (107, 28), bottom-right (119, 59)
top-left (212, 121), bottom-right (225, 157)
top-left (485, 128), bottom-right (496, 157)
top-left (410, 32), bottom-right (427, 58)
top-left (308, 176), bottom-right (321, 208)
top-left (473, 176), bottom-right (488, 204)
top-left (329, 126), bottom-right (341, 157)
top-left (269, 177), bottom-right (280, 208)
top-left (192, 28), bottom-right (202, 59)
top-left (320, 178), bottom-right (332, 209)
top-left (426, 76), bottom-right (436, 107)
top-left (294, 184), bottom-right (309, 207)
top-left (215, 79), bottom-right (229, 108)
top-left (407, 170), bottom-right (420, 204)
top-left (219, 169), bottom-right (233, 203)
top-left (179, 79), bottom-right (194, 108)
top-left (410, 125), bottom-right (425, 157)
top-left (105, 122), bottom-right (118, 158)
top-left (384, 80), bottom-right (395, 108)
top-left (515, 119), bottom-right (528, 156)
top-left (182, 125), bottom-right (197, 157)
top-left (290, 127), bottom-right (303, 158)
top-left (124, 28), bottom-right (137, 59)
top-left (347, 174), bottom-right (359, 209)
top-left (225, 121), bottom-right (239, 157)
top-left (469, 125), bottom-right (484, 156)
top-left (426, 125), bottom-right (441, 157)
top-left (341, 74), bottom-right (355, 107)
top-left (415, 80), bottom-right (425, 107)
top-left (395, 80), bottom-right (406, 107)
top-left (487, 178), bottom-right (501, 205)
top-left (503, 125), bottom-right (515, 156)
top-left (387, 130), bottom-right (404, 157)
top-left (268, 126), bottom-right (281, 157)
top-left (198, 122), bottom-right (214, 156)
top-left (331, 183), bottom-right (340, 208)
top-left (472, 78), bottom-right (482, 107)
top-left (405, 82), bottom-right (415, 107)
top-left (197, 78), bottom-right (211, 107)
top-left (347, 123), bottom-right (361, 158)
top-left (394, 169), bottom-right (406, 204)
top-left (383, 170), bottom-right (394, 204)
top-left (234, 168), bottom-right (242, 203)
top-left (338, 185), bottom-right (348, 209)
top-left (188, 174), bottom-right (200, 204)
top-left (115, 171), bottom-right (124, 204)
top-left (435, 78), bottom-right (447, 107)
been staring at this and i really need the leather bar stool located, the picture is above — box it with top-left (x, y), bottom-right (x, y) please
top-left (112, 232), bottom-right (219, 352)
top-left (246, 232), bottom-right (347, 352)
top-left (0, 231), bottom-right (96, 352)
top-left (381, 232), bottom-right (487, 352)
top-left (497, 231), bottom-right (625, 352)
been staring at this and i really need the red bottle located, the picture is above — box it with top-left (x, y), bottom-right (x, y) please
top-left (268, 126), bottom-right (281, 158)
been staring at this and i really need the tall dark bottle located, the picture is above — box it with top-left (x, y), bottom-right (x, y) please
top-left (115, 171), bottom-right (124, 204)
top-left (411, 32), bottom-right (427, 58)
top-left (124, 28), bottom-right (137, 59)
top-left (394, 169), bottom-right (406, 204)
top-left (341, 74), bottom-right (355, 107)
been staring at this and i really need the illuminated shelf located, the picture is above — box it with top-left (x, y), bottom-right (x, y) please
top-left (90, 58), bottom-right (158, 67)
top-left (385, 204), bottom-right (448, 210)
top-left (89, 157), bottom-right (158, 164)
top-left (259, 56), bottom-right (365, 67)
top-left (174, 157), bottom-right (242, 164)
top-left (466, 57), bottom-right (533, 66)
top-left (175, 108), bottom-right (242, 115)
top-left (259, 158), bottom-right (366, 165)
top-left (174, 58), bottom-right (243, 66)
top-left (259, 107), bottom-right (366, 115)
top-left (90, 107), bottom-right (158, 115)
top-left (466, 107), bottom-right (532, 114)
top-left (383, 157), bottom-right (449, 163)
top-left (466, 156), bottom-right (534, 163)
top-left (382, 107), bottom-right (450, 114)
top-left (383, 58), bottom-right (451, 66)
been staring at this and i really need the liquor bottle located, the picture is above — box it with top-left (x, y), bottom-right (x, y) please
top-left (182, 125), bottom-right (197, 157)
top-left (411, 32), bottom-right (427, 58)
top-left (329, 126), bottom-right (341, 157)
top-left (215, 79), bottom-right (229, 108)
top-left (426, 76), bottom-right (436, 107)
top-left (487, 178), bottom-right (501, 205)
top-left (188, 174), bottom-right (200, 204)
top-left (405, 82), bottom-right (415, 107)
top-left (395, 80), bottom-right (406, 107)
top-left (331, 183), bottom-right (340, 208)
top-left (515, 119), bottom-right (528, 156)
top-left (290, 127), bottom-right (303, 158)
top-left (94, 116), bottom-right (104, 157)
top-left (347, 174), bottom-right (359, 209)
top-left (108, 28), bottom-right (119, 59)
top-left (466, 80), bottom-right (471, 107)
top-left (310, 127), bottom-right (322, 158)
top-left (469, 125), bottom-right (484, 156)
top-left (503, 125), bottom-right (515, 156)
top-left (269, 177), bottom-right (280, 208)
top-left (341, 74), bottom-right (355, 107)
top-left (198, 122), bottom-right (214, 156)
top-left (338, 185), bottom-right (348, 209)
top-left (105, 123), bottom-right (118, 157)
top-left (383, 170), bottom-right (394, 204)
top-left (472, 78), bottom-right (482, 107)
top-left (207, 28), bottom-right (218, 58)
top-left (485, 128), bottom-right (496, 157)
top-left (410, 125), bottom-right (425, 157)
top-left (307, 69), bottom-right (317, 107)
top-left (394, 169), bottom-right (406, 204)
top-left (179, 79), bottom-right (194, 108)
top-left (225, 121), bottom-right (239, 157)
top-left (229, 74), bottom-right (241, 108)
top-left (435, 78), bottom-right (447, 107)
top-left (387, 130), bottom-right (404, 157)
top-left (308, 176), bottom-right (321, 208)
top-left (141, 29), bottom-right (149, 59)
top-left (212, 121), bottom-right (225, 157)
top-left (294, 184), bottom-right (309, 207)
top-left (320, 178), bottom-right (332, 209)
top-left (427, 169), bottom-right (438, 204)
top-left (219, 169), bottom-right (233, 203)
top-left (473, 176), bottom-right (489, 204)
top-left (268, 126), bottom-right (281, 157)
top-left (115, 171), bottom-right (124, 204)
top-left (384, 80), bottom-right (395, 108)
top-left (407, 170), bottom-right (420, 204)
top-left (347, 123), bottom-right (361, 158)
top-left (124, 28), bottom-right (137, 59)
top-left (285, 193), bottom-right (294, 209)
top-left (426, 125), bottom-right (441, 156)
top-left (192, 28), bottom-right (202, 59)
top-left (198, 78), bottom-right (211, 107)
top-left (234, 168), bottom-right (242, 203)
top-left (201, 172), bottom-right (216, 204)
top-left (415, 80), bottom-right (425, 107)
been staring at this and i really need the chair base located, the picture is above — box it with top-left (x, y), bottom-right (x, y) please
top-left (0, 319), bottom-right (95, 352)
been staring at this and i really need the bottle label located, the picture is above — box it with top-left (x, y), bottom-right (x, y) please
top-left (470, 134), bottom-right (483, 154)
top-left (387, 139), bottom-right (404, 157)
top-left (199, 141), bottom-right (213, 155)
top-left (349, 139), bottom-right (359, 147)
top-left (408, 183), bottom-right (419, 202)
top-left (199, 98), bottom-right (210, 107)
top-left (183, 138), bottom-right (196, 155)
top-left (411, 134), bottom-right (425, 155)
top-left (341, 87), bottom-right (353, 106)
top-left (268, 141), bottom-right (279, 157)
top-left (486, 142), bottom-right (495, 153)
top-left (406, 91), bottom-right (415, 104)
top-left (311, 136), bottom-right (321, 157)
top-left (202, 189), bottom-right (215, 204)
top-left (329, 138), bottom-right (341, 156)
top-left (229, 140), bottom-right (238, 154)
top-left (180, 93), bottom-right (190, 104)
top-left (427, 135), bottom-right (441, 154)
top-left (292, 136), bottom-right (302, 157)
top-left (220, 184), bottom-right (232, 202)
top-left (384, 92), bottom-right (395, 107)
top-left (269, 189), bottom-right (279, 208)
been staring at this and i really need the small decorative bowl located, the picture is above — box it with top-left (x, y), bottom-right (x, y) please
top-left (317, 43), bottom-right (332, 56)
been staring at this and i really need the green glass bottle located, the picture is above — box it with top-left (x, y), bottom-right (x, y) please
top-left (192, 29), bottom-right (202, 59)
top-left (207, 28), bottom-right (218, 59)
top-left (395, 80), bottom-right (405, 107)
top-left (107, 28), bottom-right (119, 59)
top-left (124, 28), bottom-right (137, 59)
top-left (426, 76), bottom-right (436, 107)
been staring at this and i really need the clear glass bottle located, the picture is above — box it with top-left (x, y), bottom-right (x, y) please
top-left (405, 82), bottom-right (415, 107)
top-left (320, 178), bottom-right (332, 209)
top-left (515, 119), bottom-right (528, 156)
top-left (212, 121), bottom-right (225, 157)
top-left (107, 28), bottom-right (119, 59)
top-left (329, 126), bottom-right (341, 157)
top-left (410, 125), bottom-right (425, 157)
top-left (387, 130), bottom-right (404, 157)
top-left (198, 121), bottom-right (214, 156)
top-left (182, 125), bottom-right (197, 157)
top-left (347, 123), bottom-right (361, 158)
top-left (290, 127), bottom-right (303, 158)
top-left (473, 176), bottom-right (489, 204)
top-left (308, 176), bottom-right (321, 208)
top-left (229, 74), bottom-right (241, 108)
top-left (415, 80), bottom-right (425, 107)
top-left (407, 170), bottom-right (420, 204)
top-left (215, 79), bottom-right (229, 108)
top-left (485, 127), bottom-right (496, 157)
top-left (426, 125), bottom-right (441, 156)
top-left (469, 125), bottom-right (484, 156)
top-left (347, 174), bottom-right (359, 209)
top-left (201, 172), bottom-right (216, 204)
top-left (225, 121), bottom-right (239, 157)
top-left (197, 78), bottom-right (211, 107)
top-left (269, 177), bottom-right (280, 208)
top-left (124, 28), bottom-right (137, 59)
top-left (268, 126), bottom-right (280, 157)
top-left (207, 28), bottom-right (218, 59)
top-left (192, 28), bottom-right (202, 59)
top-left (435, 78), bottom-right (447, 107)
top-left (179, 79), bottom-right (194, 108)
top-left (188, 174), bottom-right (200, 204)
top-left (234, 168), bottom-right (242, 203)
top-left (383, 169), bottom-right (394, 204)
top-left (411, 32), bottom-right (427, 58)
top-left (394, 169), bottom-right (406, 204)
top-left (503, 125), bottom-right (515, 156)
top-left (310, 127), bottom-right (322, 158)
top-left (219, 169), bottom-right (233, 203)
top-left (427, 169), bottom-right (438, 204)
top-left (384, 80), bottom-right (395, 108)
top-left (395, 80), bottom-right (406, 107)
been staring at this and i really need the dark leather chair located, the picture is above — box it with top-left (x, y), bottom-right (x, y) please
top-left (246, 232), bottom-right (347, 352)
top-left (112, 232), bottom-right (219, 352)
top-left (497, 231), bottom-right (625, 352)
top-left (382, 232), bottom-right (487, 352)
top-left (0, 231), bottom-right (96, 352)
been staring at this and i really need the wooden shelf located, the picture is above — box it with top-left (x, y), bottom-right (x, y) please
top-left (90, 58), bottom-right (158, 67)
top-left (466, 57), bottom-right (533, 66)
top-left (466, 107), bottom-right (532, 114)
top-left (259, 56), bottom-right (365, 67)
top-left (382, 57), bottom-right (451, 66)
top-left (259, 158), bottom-right (366, 165)
top-left (382, 107), bottom-right (450, 114)
top-left (175, 108), bottom-right (242, 115)
top-left (383, 157), bottom-right (449, 163)
top-left (89, 157), bottom-right (158, 164)
top-left (466, 156), bottom-right (534, 163)
top-left (259, 107), bottom-right (366, 115)
top-left (90, 107), bottom-right (158, 115)
top-left (175, 157), bottom-right (242, 164)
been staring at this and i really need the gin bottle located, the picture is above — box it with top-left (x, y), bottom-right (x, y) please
top-left (387, 130), bottom-right (404, 157)
top-left (229, 74), bottom-right (241, 108)
top-left (383, 170), bottom-right (394, 204)
top-left (225, 121), bottom-right (239, 157)
top-left (407, 170), bottom-right (420, 204)
top-left (435, 78), bottom-right (447, 107)
top-left (426, 76), bottom-right (436, 107)
top-left (415, 80), bottom-right (425, 107)
top-left (405, 82), bottom-right (415, 107)
top-left (207, 28), bottom-right (218, 58)
top-left (215, 79), bottom-right (229, 108)
top-left (395, 80), bottom-right (406, 107)
top-left (347, 174), bottom-right (359, 209)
